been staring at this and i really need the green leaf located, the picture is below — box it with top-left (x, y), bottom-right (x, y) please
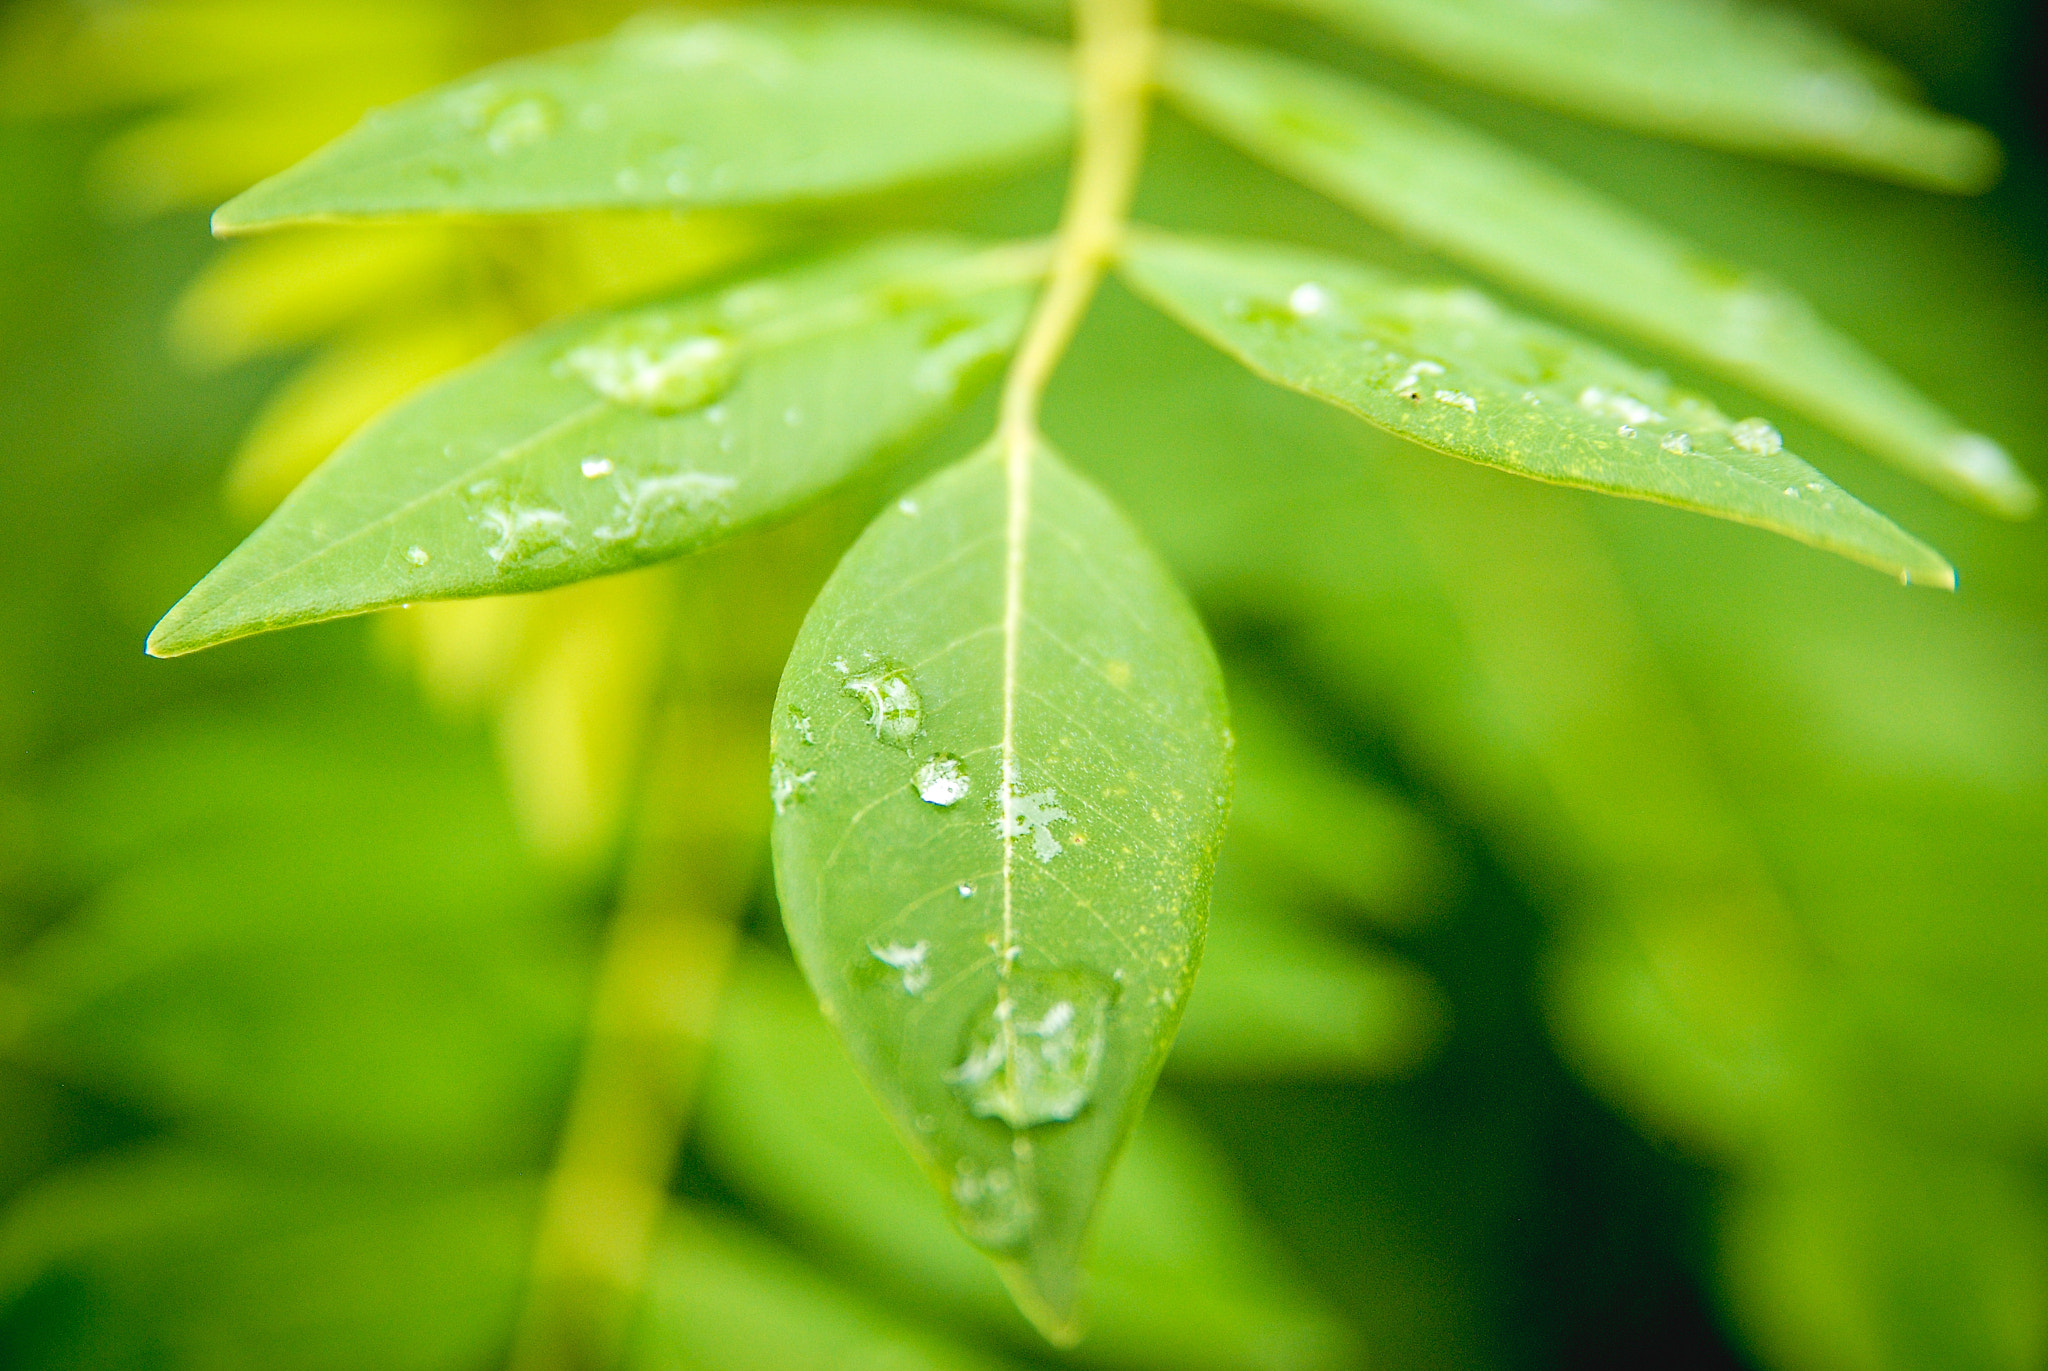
top-left (1240, 0), bottom-right (2000, 192)
top-left (768, 441), bottom-right (1233, 1339)
top-left (1167, 857), bottom-right (1446, 1078)
top-left (1225, 676), bottom-right (1451, 928)
top-left (696, 952), bottom-right (1358, 1371)
top-left (632, 1209), bottom-right (1021, 1371)
top-left (146, 238), bottom-right (1041, 657)
top-left (1160, 38), bottom-right (2037, 518)
top-left (0, 1149), bottom-right (533, 1371)
top-left (1117, 230), bottom-right (1954, 588)
top-left (211, 8), bottom-right (1073, 232)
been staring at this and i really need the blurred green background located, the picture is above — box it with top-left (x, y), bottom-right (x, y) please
top-left (2, 1), bottom-right (2045, 1368)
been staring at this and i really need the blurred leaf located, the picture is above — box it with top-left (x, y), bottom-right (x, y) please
top-left (221, 309), bottom-right (517, 519)
top-left (632, 1208), bottom-right (1020, 1371)
top-left (168, 225), bottom-right (464, 369)
top-left (1243, 0), bottom-right (2000, 191)
top-left (1721, 1137), bottom-right (2048, 1371)
top-left (697, 950), bottom-right (1358, 1371)
top-left (1168, 856), bottom-right (1446, 1078)
top-left (0, 1147), bottom-right (533, 1371)
top-left (1119, 230), bottom-right (1954, 586)
top-left (8, 703), bottom-right (585, 1167)
top-left (1160, 37), bottom-right (2037, 517)
top-left (1226, 677), bottom-right (1450, 927)
top-left (212, 8), bottom-right (1074, 232)
top-left (769, 439), bottom-right (1233, 1336)
top-left (148, 238), bottom-right (1040, 657)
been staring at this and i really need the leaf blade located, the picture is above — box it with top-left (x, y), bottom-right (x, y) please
top-left (1161, 37), bottom-right (2037, 518)
top-left (1241, 0), bottom-right (2000, 192)
top-left (1118, 230), bottom-right (1954, 587)
top-left (770, 441), bottom-right (1232, 1336)
top-left (213, 8), bottom-right (1074, 232)
top-left (147, 237), bottom-right (1042, 657)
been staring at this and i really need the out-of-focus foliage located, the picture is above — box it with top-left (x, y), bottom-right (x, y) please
top-left (2, 1), bottom-right (2045, 1370)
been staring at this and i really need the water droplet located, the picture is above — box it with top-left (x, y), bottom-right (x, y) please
top-left (1617, 424), bottom-right (1636, 438)
top-left (843, 666), bottom-right (921, 747)
top-left (405, 545), bottom-right (431, 566)
top-left (1578, 386), bottom-right (1663, 426)
top-left (869, 940), bottom-right (930, 994)
top-left (952, 1160), bottom-right (1035, 1249)
top-left (770, 758), bottom-right (817, 814)
top-left (1783, 486), bottom-right (1800, 498)
top-left (561, 327), bottom-right (737, 414)
top-left (947, 970), bottom-right (1115, 1128)
top-left (957, 882), bottom-right (976, 899)
top-left (1434, 389), bottom-right (1478, 413)
top-left (475, 501), bottom-right (572, 568)
top-left (614, 167), bottom-right (644, 194)
top-left (1731, 417), bottom-right (1783, 456)
top-left (1288, 282), bottom-right (1329, 317)
top-left (580, 456), bottom-right (614, 478)
top-left (1660, 432), bottom-right (1693, 455)
top-left (593, 469), bottom-right (737, 545)
top-left (787, 706), bottom-right (815, 746)
top-left (994, 781), bottom-right (1069, 862)
top-left (1390, 359), bottom-right (1446, 400)
top-left (898, 498), bottom-right (920, 516)
top-left (914, 755), bottom-right (970, 807)
top-left (484, 95), bottom-right (556, 156)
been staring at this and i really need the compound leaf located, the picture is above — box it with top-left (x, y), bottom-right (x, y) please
top-left (147, 238), bottom-right (1040, 656)
top-left (1245, 0), bottom-right (1999, 191)
top-left (1163, 38), bottom-right (2036, 517)
top-left (1119, 231), bottom-right (1953, 587)
top-left (213, 7), bottom-right (1073, 232)
top-left (769, 441), bottom-right (1232, 1339)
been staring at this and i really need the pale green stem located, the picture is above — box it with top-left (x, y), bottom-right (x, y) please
top-left (996, 0), bottom-right (1157, 453)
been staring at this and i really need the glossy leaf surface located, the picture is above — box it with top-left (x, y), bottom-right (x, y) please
top-left (1119, 231), bottom-right (1954, 587)
top-left (212, 8), bottom-right (1073, 231)
top-left (1163, 38), bottom-right (2036, 518)
top-left (1246, 0), bottom-right (2000, 191)
top-left (770, 442), bottom-right (1233, 1337)
top-left (148, 239), bottom-right (1040, 656)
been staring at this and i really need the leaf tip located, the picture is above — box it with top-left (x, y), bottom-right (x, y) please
top-left (995, 1259), bottom-right (1088, 1348)
top-left (1940, 433), bottom-right (2039, 519)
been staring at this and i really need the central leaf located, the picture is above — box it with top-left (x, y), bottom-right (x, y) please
top-left (770, 441), bottom-right (1232, 1339)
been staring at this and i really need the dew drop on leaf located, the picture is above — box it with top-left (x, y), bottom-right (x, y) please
top-left (914, 754), bottom-right (970, 807)
top-left (951, 1159), bottom-right (1036, 1249)
top-left (945, 970), bottom-right (1115, 1129)
top-left (770, 758), bottom-right (818, 814)
top-left (559, 327), bottom-right (738, 414)
top-left (842, 665), bottom-right (922, 747)
top-left (869, 940), bottom-right (931, 994)
top-left (1732, 417), bottom-right (1785, 455)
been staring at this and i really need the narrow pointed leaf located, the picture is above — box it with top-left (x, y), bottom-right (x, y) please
top-left (1245, 0), bottom-right (2000, 191)
top-left (1120, 231), bottom-right (1953, 587)
top-left (148, 239), bottom-right (1041, 656)
top-left (213, 8), bottom-right (1073, 232)
top-left (1163, 38), bottom-right (2037, 518)
top-left (770, 442), bottom-right (1232, 1337)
